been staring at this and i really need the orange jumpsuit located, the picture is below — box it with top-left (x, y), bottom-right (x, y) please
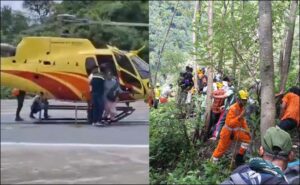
top-left (212, 102), bottom-right (251, 159)
top-left (281, 92), bottom-right (300, 126)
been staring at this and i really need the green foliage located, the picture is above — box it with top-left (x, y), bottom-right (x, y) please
top-left (150, 100), bottom-right (231, 184)
top-left (0, 6), bottom-right (29, 43)
top-left (23, 0), bottom-right (55, 23)
top-left (149, 1), bottom-right (194, 83)
top-left (150, 101), bottom-right (191, 170)
top-left (1, 1), bottom-right (149, 61)
top-left (0, 86), bottom-right (13, 99)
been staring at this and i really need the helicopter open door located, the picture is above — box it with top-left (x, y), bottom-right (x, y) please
top-left (113, 52), bottom-right (144, 99)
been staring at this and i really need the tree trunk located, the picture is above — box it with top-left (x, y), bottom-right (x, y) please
top-left (193, 0), bottom-right (201, 91)
top-left (153, 1), bottom-right (179, 86)
top-left (218, 48), bottom-right (224, 72)
top-left (217, 1), bottom-right (228, 72)
top-left (231, 1), bottom-right (237, 81)
top-left (202, 67), bottom-right (213, 141)
top-left (259, 1), bottom-right (276, 137)
top-left (279, 0), bottom-right (298, 92)
top-left (201, 1), bottom-right (213, 142)
top-left (192, 0), bottom-right (202, 144)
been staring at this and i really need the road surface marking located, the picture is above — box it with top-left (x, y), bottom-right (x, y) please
top-left (1, 142), bottom-right (148, 148)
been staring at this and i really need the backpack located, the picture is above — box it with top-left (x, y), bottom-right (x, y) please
top-left (284, 162), bottom-right (300, 185)
top-left (181, 73), bottom-right (193, 91)
top-left (106, 81), bottom-right (120, 102)
top-left (221, 164), bottom-right (288, 185)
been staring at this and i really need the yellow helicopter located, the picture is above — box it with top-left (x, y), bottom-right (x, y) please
top-left (0, 36), bottom-right (150, 104)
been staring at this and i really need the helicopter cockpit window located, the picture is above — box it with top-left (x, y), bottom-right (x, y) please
top-left (85, 57), bottom-right (97, 75)
top-left (0, 47), bottom-right (16, 57)
top-left (96, 55), bottom-right (117, 77)
top-left (120, 71), bottom-right (142, 89)
top-left (113, 52), bottom-right (136, 76)
top-left (130, 56), bottom-right (149, 79)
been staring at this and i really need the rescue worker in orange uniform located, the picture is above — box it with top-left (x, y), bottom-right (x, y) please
top-left (211, 90), bottom-right (251, 166)
top-left (278, 86), bottom-right (300, 131)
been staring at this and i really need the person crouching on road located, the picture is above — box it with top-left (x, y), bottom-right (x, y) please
top-left (211, 90), bottom-right (251, 167)
top-left (90, 68), bottom-right (105, 126)
top-left (12, 88), bottom-right (26, 121)
top-left (103, 71), bottom-right (122, 123)
top-left (221, 127), bottom-right (295, 185)
top-left (30, 92), bottom-right (49, 119)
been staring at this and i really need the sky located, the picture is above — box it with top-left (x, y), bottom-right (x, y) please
top-left (1, 1), bottom-right (24, 11)
top-left (0, 0), bottom-right (62, 12)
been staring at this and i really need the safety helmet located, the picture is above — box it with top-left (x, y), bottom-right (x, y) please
top-left (238, 90), bottom-right (249, 100)
top-left (216, 82), bottom-right (223, 89)
top-left (156, 83), bottom-right (160, 87)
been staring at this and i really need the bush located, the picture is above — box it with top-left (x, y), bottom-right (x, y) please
top-left (150, 101), bottom-right (191, 171)
top-left (150, 101), bottom-right (232, 184)
top-left (1, 86), bottom-right (13, 99)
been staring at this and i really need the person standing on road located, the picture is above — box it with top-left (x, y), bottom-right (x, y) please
top-left (12, 88), bottom-right (26, 121)
top-left (103, 71), bottom-right (122, 123)
top-left (90, 68), bottom-right (105, 126)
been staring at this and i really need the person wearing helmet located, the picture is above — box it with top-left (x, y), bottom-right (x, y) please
top-left (211, 90), bottom-right (251, 167)
top-left (208, 82), bottom-right (225, 139)
top-left (153, 83), bottom-right (161, 109)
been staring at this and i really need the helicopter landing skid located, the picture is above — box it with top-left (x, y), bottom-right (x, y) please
top-left (36, 105), bottom-right (135, 124)
top-left (110, 106), bottom-right (135, 122)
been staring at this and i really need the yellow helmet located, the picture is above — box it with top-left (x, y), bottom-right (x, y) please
top-left (216, 82), bottom-right (223, 89)
top-left (238, 90), bottom-right (249, 100)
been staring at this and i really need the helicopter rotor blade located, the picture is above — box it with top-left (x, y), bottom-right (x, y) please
top-left (73, 20), bottom-right (149, 27)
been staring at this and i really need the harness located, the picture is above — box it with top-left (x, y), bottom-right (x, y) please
top-left (223, 124), bottom-right (250, 134)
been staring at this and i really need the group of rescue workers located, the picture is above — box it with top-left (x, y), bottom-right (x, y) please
top-left (151, 65), bottom-right (299, 184)
top-left (12, 66), bottom-right (122, 126)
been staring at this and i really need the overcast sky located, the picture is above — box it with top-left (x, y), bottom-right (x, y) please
top-left (1, 1), bottom-right (24, 11)
top-left (1, 0), bottom-right (62, 12)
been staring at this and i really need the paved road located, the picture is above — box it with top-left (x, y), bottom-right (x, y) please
top-left (1, 99), bottom-right (149, 184)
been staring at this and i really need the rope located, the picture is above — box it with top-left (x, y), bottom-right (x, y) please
top-left (153, 1), bottom-right (180, 86)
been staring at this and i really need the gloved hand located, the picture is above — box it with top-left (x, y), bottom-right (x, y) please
top-left (230, 131), bottom-right (234, 140)
top-left (245, 127), bottom-right (250, 133)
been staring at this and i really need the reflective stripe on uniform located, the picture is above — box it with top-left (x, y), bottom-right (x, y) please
top-left (241, 142), bottom-right (249, 149)
top-left (224, 124), bottom-right (249, 133)
top-left (92, 75), bottom-right (104, 80)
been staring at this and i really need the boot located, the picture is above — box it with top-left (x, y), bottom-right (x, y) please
top-left (30, 112), bottom-right (35, 119)
top-left (235, 153), bottom-right (245, 167)
top-left (15, 116), bottom-right (24, 121)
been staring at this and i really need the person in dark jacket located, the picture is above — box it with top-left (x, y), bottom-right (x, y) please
top-left (29, 92), bottom-right (49, 119)
top-left (12, 88), bottom-right (26, 121)
top-left (90, 68), bottom-right (105, 126)
top-left (221, 127), bottom-right (294, 185)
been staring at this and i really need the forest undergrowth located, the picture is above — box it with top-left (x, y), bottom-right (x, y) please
top-left (150, 100), bottom-right (300, 184)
